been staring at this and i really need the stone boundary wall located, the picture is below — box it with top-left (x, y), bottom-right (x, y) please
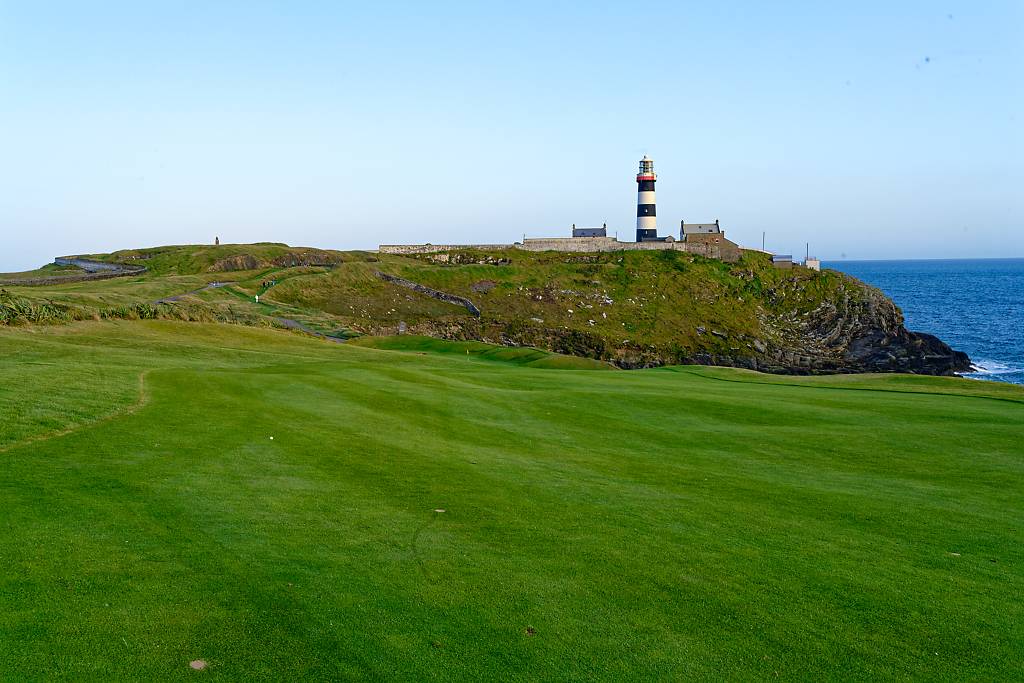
top-left (1, 271), bottom-right (139, 287)
top-left (379, 244), bottom-right (513, 255)
top-left (54, 257), bottom-right (147, 274)
top-left (380, 237), bottom-right (742, 262)
top-left (518, 237), bottom-right (719, 254)
top-left (519, 237), bottom-right (628, 252)
top-left (375, 272), bottom-right (481, 317)
top-left (0, 258), bottom-right (147, 287)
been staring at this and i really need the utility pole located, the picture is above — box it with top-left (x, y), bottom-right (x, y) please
top-left (762, 231), bottom-right (765, 251)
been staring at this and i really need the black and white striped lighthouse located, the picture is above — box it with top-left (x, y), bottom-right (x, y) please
top-left (635, 156), bottom-right (657, 242)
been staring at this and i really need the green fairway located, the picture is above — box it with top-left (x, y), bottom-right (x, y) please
top-left (1, 321), bottom-right (1021, 680)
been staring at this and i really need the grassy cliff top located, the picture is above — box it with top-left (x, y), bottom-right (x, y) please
top-left (0, 243), bottom-right (935, 373)
top-left (72, 242), bottom-right (358, 276)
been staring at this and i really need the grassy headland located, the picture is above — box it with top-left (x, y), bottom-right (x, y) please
top-left (2, 242), bottom-right (962, 374)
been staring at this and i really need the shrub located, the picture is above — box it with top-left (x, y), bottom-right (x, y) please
top-left (0, 293), bottom-right (88, 325)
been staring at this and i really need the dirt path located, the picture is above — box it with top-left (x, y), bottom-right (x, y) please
top-left (274, 317), bottom-right (346, 343)
top-left (154, 281), bottom-right (232, 304)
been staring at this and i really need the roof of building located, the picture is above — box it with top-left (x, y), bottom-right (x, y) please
top-left (572, 227), bottom-right (607, 238)
top-left (772, 254), bottom-right (794, 260)
top-left (682, 223), bottom-right (721, 234)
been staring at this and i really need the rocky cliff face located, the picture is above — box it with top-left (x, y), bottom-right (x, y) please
top-left (208, 249), bottom-right (342, 272)
top-left (603, 274), bottom-right (971, 375)
top-left (375, 271), bottom-right (971, 377)
top-left (756, 275), bottom-right (972, 375)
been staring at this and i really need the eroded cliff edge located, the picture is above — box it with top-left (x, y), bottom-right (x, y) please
top-left (329, 250), bottom-right (972, 376)
top-left (761, 274), bottom-right (971, 375)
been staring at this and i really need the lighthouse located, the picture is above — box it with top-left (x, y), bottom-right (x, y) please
top-left (635, 156), bottom-right (657, 242)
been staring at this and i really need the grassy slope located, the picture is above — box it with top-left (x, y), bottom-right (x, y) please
top-left (2, 244), bottom-right (867, 364)
top-left (79, 242), bottom-right (339, 276)
top-left (0, 263), bottom-right (86, 280)
top-left (1, 321), bottom-right (1021, 680)
top-left (0, 245), bottom-right (363, 335)
top-left (273, 248), bottom-right (842, 348)
top-left (349, 335), bottom-right (614, 370)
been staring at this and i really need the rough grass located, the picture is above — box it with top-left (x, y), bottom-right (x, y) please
top-left (0, 320), bottom-right (1021, 680)
top-left (350, 334), bottom-right (614, 369)
top-left (0, 262), bottom-right (86, 280)
top-left (2, 244), bottom-right (869, 367)
top-left (269, 247), bottom-right (854, 356)
top-left (74, 242), bottom-right (354, 277)
top-left (0, 250), bottom-right (353, 335)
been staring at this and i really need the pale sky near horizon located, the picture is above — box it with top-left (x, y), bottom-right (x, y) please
top-left (1, 1), bottom-right (1021, 271)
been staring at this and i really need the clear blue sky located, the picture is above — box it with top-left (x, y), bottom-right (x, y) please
top-left (1, 1), bottom-right (1021, 271)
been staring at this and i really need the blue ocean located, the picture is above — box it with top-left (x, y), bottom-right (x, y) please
top-left (825, 259), bottom-right (1024, 385)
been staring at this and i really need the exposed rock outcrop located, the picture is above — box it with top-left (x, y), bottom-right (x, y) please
top-left (208, 254), bottom-right (269, 272)
top-left (208, 250), bottom-right (341, 272)
top-left (759, 275), bottom-right (971, 375)
top-left (376, 272), bottom-right (971, 377)
top-left (271, 250), bottom-right (341, 268)
top-left (376, 272), bottom-right (481, 317)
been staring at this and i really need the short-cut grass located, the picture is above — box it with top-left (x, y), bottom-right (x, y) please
top-left (0, 321), bottom-right (1021, 680)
